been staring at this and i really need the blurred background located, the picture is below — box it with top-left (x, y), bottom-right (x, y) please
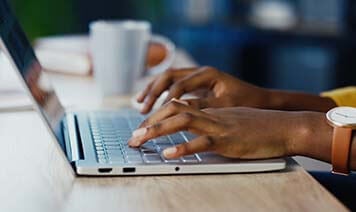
top-left (8, 0), bottom-right (356, 93)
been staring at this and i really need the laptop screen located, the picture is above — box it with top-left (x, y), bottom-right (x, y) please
top-left (0, 0), bottom-right (66, 150)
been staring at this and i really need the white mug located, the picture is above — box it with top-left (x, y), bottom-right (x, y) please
top-left (90, 20), bottom-right (175, 96)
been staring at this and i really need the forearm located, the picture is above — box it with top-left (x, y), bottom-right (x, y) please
top-left (350, 133), bottom-right (356, 170)
top-left (290, 112), bottom-right (356, 171)
top-left (267, 90), bottom-right (337, 113)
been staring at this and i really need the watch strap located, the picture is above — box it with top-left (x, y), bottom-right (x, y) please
top-left (331, 127), bottom-right (352, 175)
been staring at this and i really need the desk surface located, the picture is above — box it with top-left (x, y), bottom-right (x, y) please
top-left (0, 112), bottom-right (346, 212)
top-left (0, 51), bottom-right (348, 212)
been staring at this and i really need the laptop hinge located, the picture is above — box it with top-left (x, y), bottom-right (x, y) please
top-left (65, 113), bottom-right (84, 162)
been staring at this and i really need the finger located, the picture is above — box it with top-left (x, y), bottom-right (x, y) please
top-left (163, 135), bottom-right (219, 159)
top-left (186, 97), bottom-right (232, 109)
top-left (129, 112), bottom-right (219, 147)
top-left (136, 78), bottom-right (155, 103)
top-left (163, 67), bottom-right (218, 104)
top-left (140, 76), bottom-right (173, 114)
top-left (139, 98), bottom-right (208, 128)
top-left (140, 68), bottom-right (198, 114)
top-left (185, 97), bottom-right (216, 109)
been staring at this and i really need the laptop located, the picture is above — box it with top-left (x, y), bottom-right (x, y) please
top-left (0, 0), bottom-right (286, 176)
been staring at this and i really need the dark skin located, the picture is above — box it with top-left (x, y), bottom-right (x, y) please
top-left (130, 67), bottom-right (356, 171)
top-left (137, 66), bottom-right (336, 114)
top-left (146, 43), bottom-right (166, 69)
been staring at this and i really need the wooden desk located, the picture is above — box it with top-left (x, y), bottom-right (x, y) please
top-left (0, 111), bottom-right (346, 212)
top-left (0, 51), bottom-right (347, 212)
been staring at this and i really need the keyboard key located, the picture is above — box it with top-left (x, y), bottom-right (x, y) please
top-left (157, 144), bottom-right (174, 151)
top-left (143, 154), bottom-right (162, 163)
top-left (104, 141), bottom-right (120, 146)
top-left (94, 143), bottom-right (103, 147)
top-left (93, 135), bottom-right (102, 140)
top-left (97, 154), bottom-right (106, 159)
top-left (164, 158), bottom-right (181, 163)
top-left (140, 148), bottom-right (157, 154)
top-left (169, 133), bottom-right (186, 145)
top-left (126, 155), bottom-right (143, 163)
top-left (105, 145), bottom-right (121, 150)
top-left (183, 132), bottom-right (197, 141)
top-left (108, 157), bottom-right (125, 163)
top-left (95, 146), bottom-right (104, 151)
top-left (102, 135), bottom-right (119, 139)
top-left (104, 146), bottom-right (121, 150)
top-left (97, 154), bottom-right (107, 163)
top-left (141, 142), bottom-right (156, 149)
top-left (125, 148), bottom-right (140, 155)
top-left (154, 137), bottom-right (170, 145)
top-left (106, 149), bottom-right (123, 156)
top-left (103, 137), bottom-right (120, 141)
top-left (182, 155), bottom-right (199, 163)
top-left (96, 150), bottom-right (105, 155)
top-left (98, 158), bottom-right (107, 164)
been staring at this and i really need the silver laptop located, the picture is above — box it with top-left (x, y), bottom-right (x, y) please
top-left (0, 0), bottom-right (286, 176)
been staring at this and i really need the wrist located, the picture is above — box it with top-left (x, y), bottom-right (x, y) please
top-left (264, 89), bottom-right (286, 110)
top-left (286, 112), bottom-right (333, 162)
top-left (265, 90), bottom-right (337, 112)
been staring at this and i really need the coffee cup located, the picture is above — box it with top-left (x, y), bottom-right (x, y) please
top-left (90, 20), bottom-right (175, 96)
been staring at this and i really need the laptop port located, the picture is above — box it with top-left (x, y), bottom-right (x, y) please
top-left (98, 168), bottom-right (112, 173)
top-left (123, 167), bottom-right (136, 173)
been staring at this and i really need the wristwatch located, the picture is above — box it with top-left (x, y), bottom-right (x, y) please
top-left (326, 107), bottom-right (356, 175)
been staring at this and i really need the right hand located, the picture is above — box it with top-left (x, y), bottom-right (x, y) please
top-left (146, 43), bottom-right (167, 69)
top-left (129, 100), bottom-right (332, 162)
top-left (137, 66), bottom-right (272, 114)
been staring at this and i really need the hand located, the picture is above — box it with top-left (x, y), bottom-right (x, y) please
top-left (137, 66), bottom-right (271, 114)
top-left (128, 100), bottom-right (331, 160)
top-left (137, 66), bottom-right (337, 114)
top-left (146, 43), bottom-right (167, 69)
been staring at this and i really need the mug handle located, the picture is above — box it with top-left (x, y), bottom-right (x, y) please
top-left (147, 35), bottom-right (176, 76)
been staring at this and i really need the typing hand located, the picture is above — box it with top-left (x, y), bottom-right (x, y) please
top-left (128, 99), bottom-right (325, 160)
top-left (136, 66), bottom-right (271, 114)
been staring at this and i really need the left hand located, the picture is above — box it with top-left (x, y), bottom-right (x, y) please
top-left (128, 99), bottom-right (325, 160)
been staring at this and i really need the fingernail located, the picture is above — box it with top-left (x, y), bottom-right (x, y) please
top-left (171, 98), bottom-right (189, 106)
top-left (136, 92), bottom-right (143, 101)
top-left (138, 90), bottom-right (145, 97)
top-left (132, 128), bottom-right (147, 138)
top-left (163, 147), bottom-right (178, 158)
top-left (128, 139), bottom-right (137, 147)
top-left (140, 106), bottom-right (148, 114)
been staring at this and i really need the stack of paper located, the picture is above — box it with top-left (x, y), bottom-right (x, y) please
top-left (35, 35), bottom-right (92, 76)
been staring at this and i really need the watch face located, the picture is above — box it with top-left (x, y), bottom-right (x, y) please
top-left (326, 107), bottom-right (356, 128)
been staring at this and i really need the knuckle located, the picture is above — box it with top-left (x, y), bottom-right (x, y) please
top-left (166, 101), bottom-right (181, 112)
top-left (149, 123), bottom-right (163, 135)
top-left (140, 119), bottom-right (149, 126)
top-left (202, 66), bottom-right (217, 74)
top-left (160, 71), bottom-right (173, 83)
top-left (180, 112), bottom-right (194, 123)
top-left (170, 82), bottom-right (184, 93)
top-left (164, 69), bottom-right (177, 80)
top-left (152, 122), bottom-right (162, 130)
top-left (203, 136), bottom-right (217, 150)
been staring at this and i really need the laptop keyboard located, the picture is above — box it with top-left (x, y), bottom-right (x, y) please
top-left (89, 112), bottom-right (201, 164)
